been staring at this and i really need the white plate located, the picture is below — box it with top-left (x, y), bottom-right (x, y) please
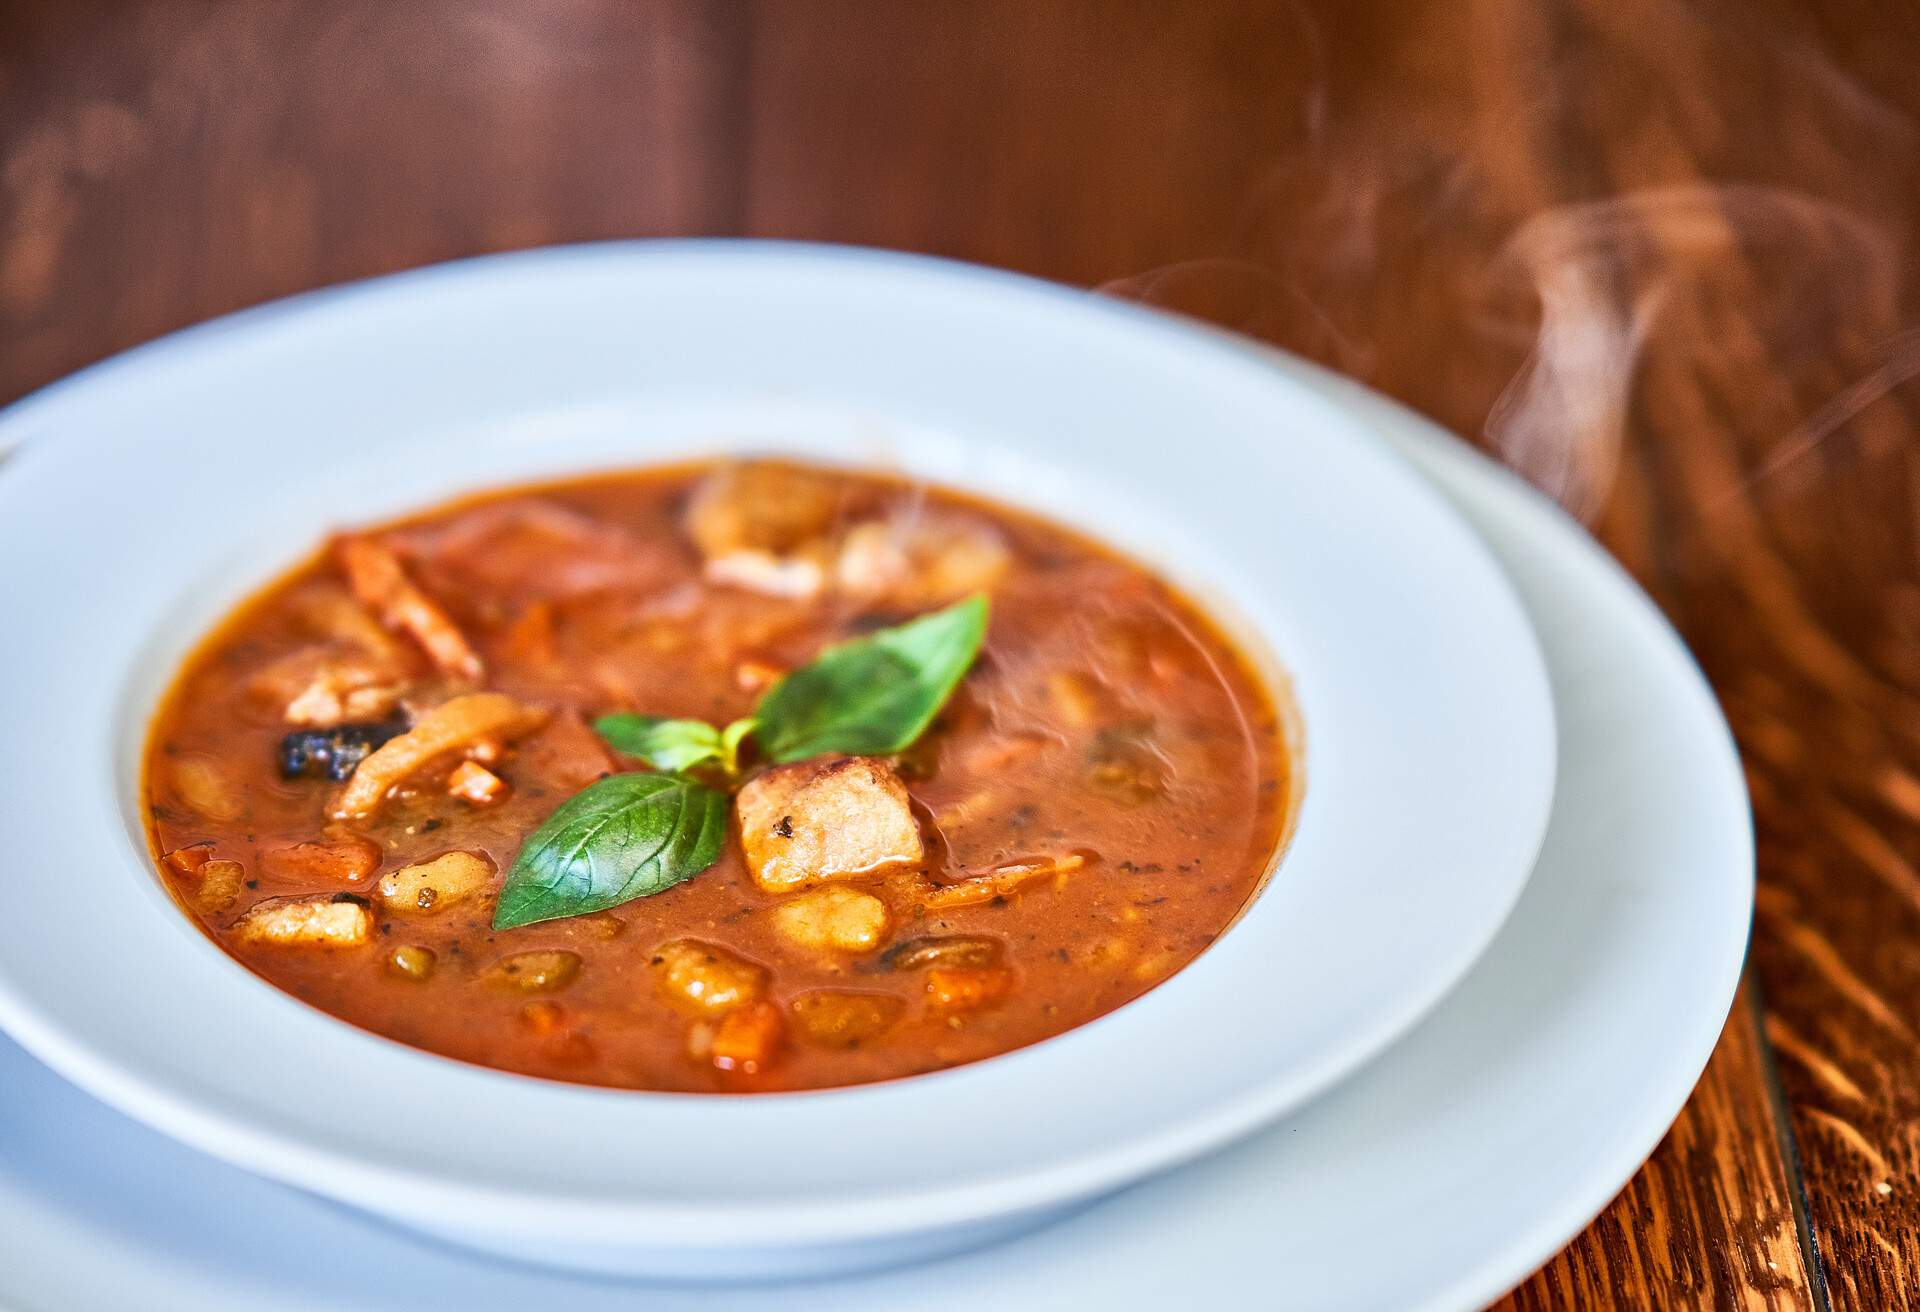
top-left (0, 383), bottom-right (1750, 1311)
top-left (0, 245), bottom-right (1555, 1276)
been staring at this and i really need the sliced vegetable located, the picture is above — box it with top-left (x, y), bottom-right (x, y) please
top-left (330, 693), bottom-right (545, 820)
top-left (879, 934), bottom-right (1004, 972)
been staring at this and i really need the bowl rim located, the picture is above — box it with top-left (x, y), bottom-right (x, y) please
top-left (0, 239), bottom-right (1556, 1246)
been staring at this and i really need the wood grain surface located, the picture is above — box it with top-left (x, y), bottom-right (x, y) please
top-left (5, 1), bottom-right (1918, 1306)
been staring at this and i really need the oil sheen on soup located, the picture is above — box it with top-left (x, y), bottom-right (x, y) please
top-left (143, 460), bottom-right (1295, 1092)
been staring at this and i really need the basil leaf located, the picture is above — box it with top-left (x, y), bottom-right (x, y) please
top-left (492, 772), bottom-right (727, 929)
top-left (594, 714), bottom-right (724, 772)
top-left (754, 594), bottom-right (989, 763)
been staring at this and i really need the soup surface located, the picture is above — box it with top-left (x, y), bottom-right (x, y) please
top-left (143, 460), bottom-right (1294, 1092)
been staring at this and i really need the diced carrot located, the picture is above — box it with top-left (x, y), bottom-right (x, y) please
top-left (447, 760), bottom-right (506, 805)
top-left (710, 1000), bottom-right (784, 1074)
top-left (499, 600), bottom-right (558, 667)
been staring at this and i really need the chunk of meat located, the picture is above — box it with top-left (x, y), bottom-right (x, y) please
top-left (685, 461), bottom-right (845, 560)
top-left (835, 515), bottom-right (1011, 607)
top-left (335, 536), bottom-right (483, 681)
top-left (249, 647), bottom-right (407, 727)
top-left (394, 502), bottom-right (674, 606)
top-left (331, 693), bottom-right (547, 820)
top-left (735, 756), bottom-right (924, 893)
top-left (772, 887), bottom-right (891, 953)
top-left (233, 894), bottom-right (371, 948)
top-left (651, 939), bottom-right (767, 1015)
top-left (703, 547), bottom-right (829, 600)
top-left (375, 851), bottom-right (495, 914)
top-left (686, 462), bottom-right (852, 599)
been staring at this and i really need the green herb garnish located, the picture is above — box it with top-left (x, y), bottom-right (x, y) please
top-left (493, 772), bottom-right (727, 930)
top-left (592, 714), bottom-right (728, 773)
top-left (755, 593), bottom-right (987, 762)
top-left (493, 595), bottom-right (988, 928)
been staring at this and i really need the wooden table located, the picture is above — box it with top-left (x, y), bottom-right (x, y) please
top-left (3, 2), bottom-right (1913, 1305)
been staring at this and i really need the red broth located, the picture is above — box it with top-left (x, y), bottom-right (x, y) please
top-left (143, 460), bottom-right (1294, 1092)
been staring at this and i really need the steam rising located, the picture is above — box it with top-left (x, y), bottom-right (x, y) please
top-left (1097, 9), bottom-right (1914, 531)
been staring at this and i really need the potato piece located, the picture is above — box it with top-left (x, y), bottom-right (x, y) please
top-left (710, 1000), bottom-right (783, 1074)
top-left (170, 756), bottom-right (243, 823)
top-left (772, 887), bottom-right (891, 953)
top-left (335, 535), bottom-right (484, 680)
top-left (446, 760), bottom-right (506, 805)
top-left (735, 756), bottom-right (924, 893)
top-left (924, 966), bottom-right (1013, 1012)
top-left (388, 944), bottom-right (436, 981)
top-left (790, 990), bottom-right (905, 1049)
top-left (233, 894), bottom-right (371, 948)
top-left (376, 851), bottom-right (495, 914)
top-left (651, 939), bottom-right (767, 1015)
top-left (331, 693), bottom-right (546, 820)
top-left (261, 836), bottom-right (382, 884)
top-left (482, 950), bottom-right (580, 993)
top-left (195, 859), bottom-right (244, 914)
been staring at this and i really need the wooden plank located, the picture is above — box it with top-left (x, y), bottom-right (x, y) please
top-left (0, 0), bottom-right (745, 407)
top-left (1491, 985), bottom-right (1815, 1311)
